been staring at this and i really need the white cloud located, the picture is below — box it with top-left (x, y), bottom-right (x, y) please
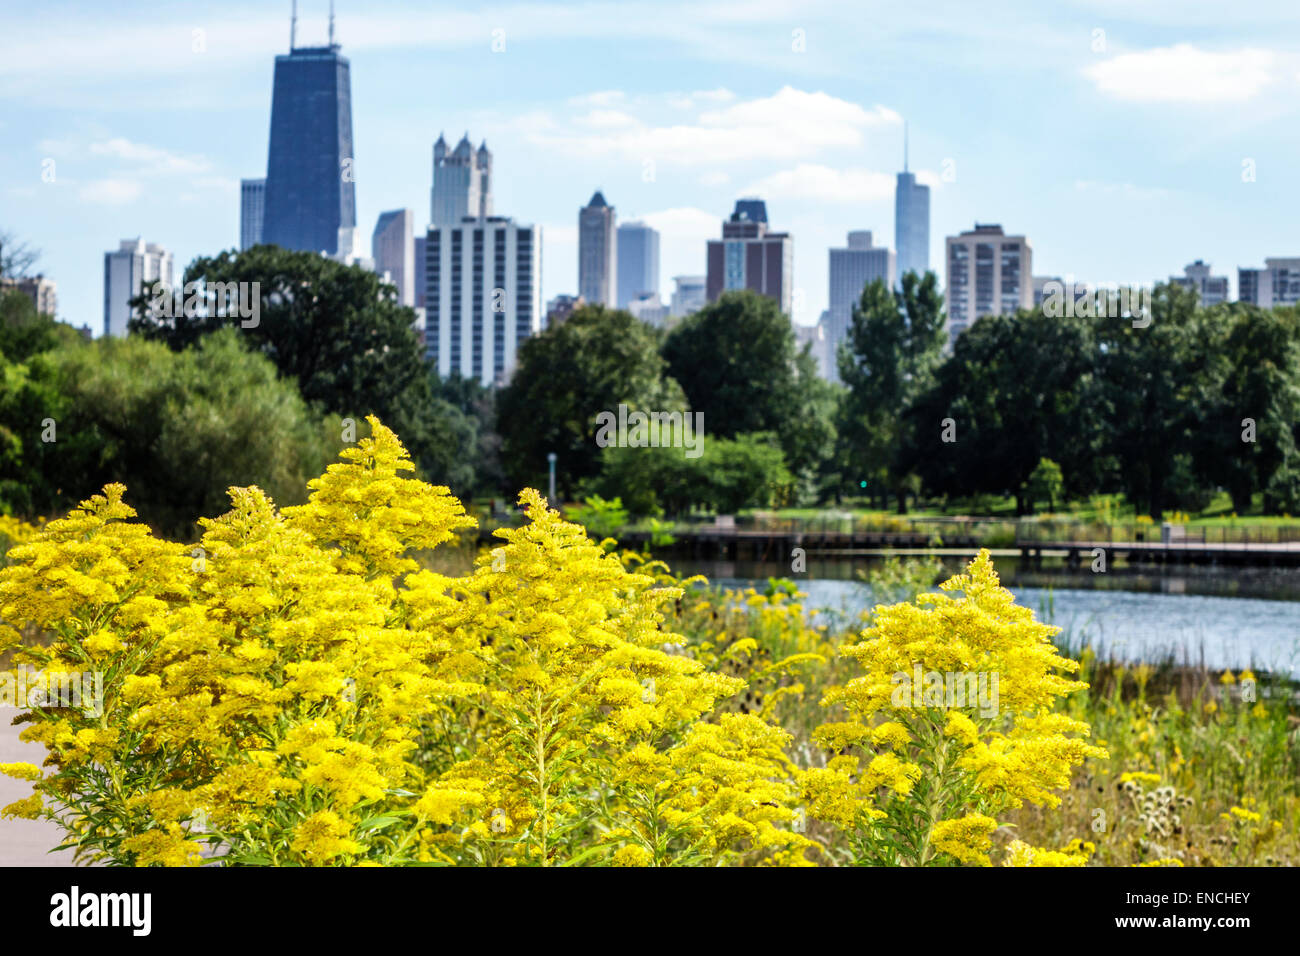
top-left (79, 179), bottom-right (143, 204)
top-left (524, 86), bottom-right (901, 166)
top-left (574, 109), bottom-right (639, 129)
top-left (568, 90), bottom-right (626, 108)
top-left (640, 206), bottom-right (719, 240)
top-left (1084, 44), bottom-right (1276, 103)
top-left (699, 171), bottom-right (730, 186)
top-left (743, 164), bottom-right (895, 202)
top-left (90, 137), bottom-right (212, 175)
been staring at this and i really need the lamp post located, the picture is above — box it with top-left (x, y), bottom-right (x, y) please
top-left (547, 452), bottom-right (557, 505)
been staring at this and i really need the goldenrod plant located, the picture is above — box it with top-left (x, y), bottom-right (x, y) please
top-left (0, 418), bottom-right (810, 866)
top-left (801, 551), bottom-right (1107, 866)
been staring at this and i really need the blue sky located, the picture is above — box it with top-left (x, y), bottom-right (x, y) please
top-left (3, 0), bottom-right (1300, 329)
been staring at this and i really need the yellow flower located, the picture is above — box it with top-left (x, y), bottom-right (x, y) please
top-left (931, 813), bottom-right (998, 866)
top-left (290, 811), bottom-right (362, 864)
top-left (612, 844), bottom-right (654, 866)
top-left (121, 824), bottom-right (203, 867)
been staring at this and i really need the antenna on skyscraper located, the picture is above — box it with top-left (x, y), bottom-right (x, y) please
top-left (290, 0), bottom-right (297, 51)
top-left (329, 0), bottom-right (335, 46)
top-left (903, 120), bottom-right (909, 173)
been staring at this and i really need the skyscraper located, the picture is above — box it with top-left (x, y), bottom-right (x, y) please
top-left (827, 231), bottom-right (895, 380)
top-left (431, 133), bottom-right (492, 226)
top-left (240, 178), bottom-right (265, 250)
top-left (1168, 260), bottom-right (1229, 306)
top-left (579, 191), bottom-right (616, 307)
top-left (705, 199), bottom-right (793, 314)
top-left (616, 221), bottom-right (659, 308)
top-left (424, 216), bottom-right (543, 386)
top-left (372, 209), bottom-right (414, 306)
top-left (103, 238), bottom-right (172, 338)
top-left (894, 126), bottom-right (930, 283)
top-left (261, 5), bottom-right (356, 257)
top-left (945, 223), bottom-right (1031, 343)
top-left (1239, 258), bottom-right (1300, 307)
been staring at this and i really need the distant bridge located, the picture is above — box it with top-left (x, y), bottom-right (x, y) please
top-left (609, 516), bottom-right (1300, 567)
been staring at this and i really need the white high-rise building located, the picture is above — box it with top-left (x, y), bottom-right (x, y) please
top-left (0, 275), bottom-right (57, 317)
top-left (240, 178), bottom-right (265, 250)
top-left (826, 231), bottom-right (895, 381)
top-left (103, 239), bottom-right (173, 338)
top-left (431, 133), bottom-right (492, 226)
top-left (424, 217), bottom-right (542, 386)
top-left (579, 191), bottom-right (616, 307)
top-left (945, 223), bottom-right (1031, 344)
top-left (1238, 258), bottom-right (1300, 308)
top-left (1169, 260), bottom-right (1228, 306)
top-left (372, 209), bottom-right (414, 306)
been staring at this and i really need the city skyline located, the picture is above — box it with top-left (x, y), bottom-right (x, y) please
top-left (5, 1), bottom-right (1300, 331)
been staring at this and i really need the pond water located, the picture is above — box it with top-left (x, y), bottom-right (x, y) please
top-left (670, 555), bottom-right (1300, 678)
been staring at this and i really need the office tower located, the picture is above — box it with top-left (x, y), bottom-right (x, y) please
top-left (579, 191), bottom-right (617, 307)
top-left (240, 178), bottom-right (266, 250)
top-left (826, 230), bottom-right (895, 380)
top-left (705, 199), bottom-right (793, 314)
top-left (546, 294), bottom-right (585, 327)
top-left (670, 275), bottom-right (707, 317)
top-left (261, 6), bottom-right (356, 257)
top-left (1238, 258), bottom-right (1300, 308)
top-left (945, 223), bottom-right (1032, 343)
top-left (0, 275), bottom-right (57, 317)
top-left (372, 209), bottom-right (414, 306)
top-left (103, 238), bottom-right (173, 337)
top-left (616, 221), bottom-right (660, 308)
top-left (414, 236), bottom-right (427, 308)
top-left (894, 126), bottom-right (930, 283)
top-left (432, 133), bottom-right (492, 226)
top-left (424, 216), bottom-right (543, 386)
top-left (1169, 260), bottom-right (1229, 306)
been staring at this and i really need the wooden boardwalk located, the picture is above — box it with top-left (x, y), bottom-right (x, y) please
top-left (615, 522), bottom-right (1300, 567)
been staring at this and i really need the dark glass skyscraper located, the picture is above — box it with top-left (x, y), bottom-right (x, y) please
top-left (262, 36), bottom-right (356, 256)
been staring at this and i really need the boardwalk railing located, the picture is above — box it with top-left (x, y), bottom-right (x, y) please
top-left (1015, 521), bottom-right (1300, 548)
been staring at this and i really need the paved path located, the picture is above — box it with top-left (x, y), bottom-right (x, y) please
top-left (0, 715), bottom-right (71, 866)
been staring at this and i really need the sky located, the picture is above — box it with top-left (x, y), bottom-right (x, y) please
top-left (3, 0), bottom-right (1300, 331)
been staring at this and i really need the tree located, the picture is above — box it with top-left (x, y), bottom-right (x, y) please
top-left (1186, 303), bottom-right (1300, 513)
top-left (0, 231), bottom-right (40, 280)
top-left (904, 308), bottom-right (1106, 513)
top-left (1025, 458), bottom-right (1064, 513)
top-left (662, 290), bottom-right (833, 491)
top-left (596, 431), bottom-right (793, 516)
top-left (43, 329), bottom-right (336, 537)
top-left (1094, 283), bottom-right (1207, 518)
top-left (126, 244), bottom-right (451, 488)
top-left (497, 305), bottom-right (685, 498)
top-left (836, 272), bottom-right (946, 512)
